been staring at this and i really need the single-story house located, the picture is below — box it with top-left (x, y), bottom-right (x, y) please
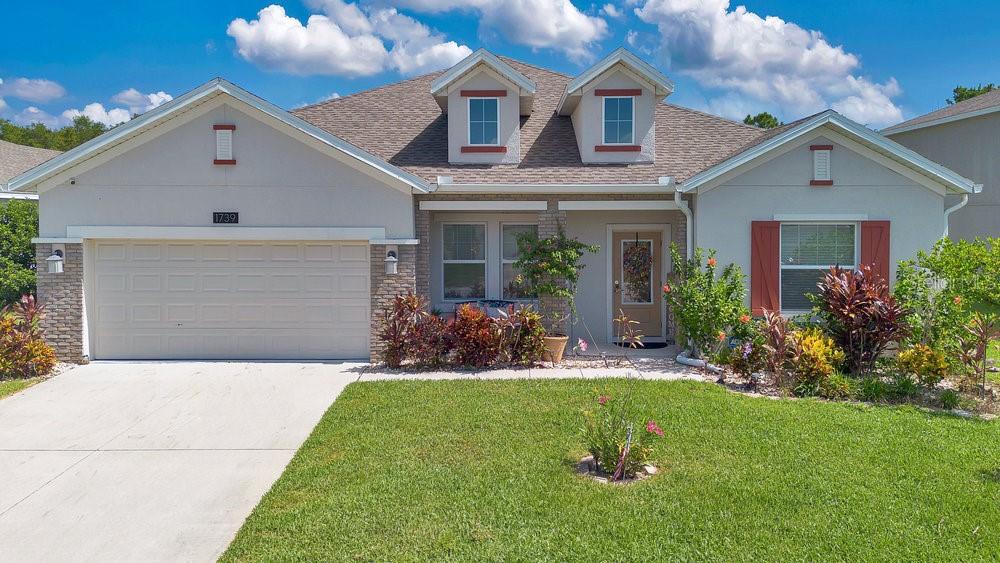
top-left (0, 139), bottom-right (60, 198)
top-left (882, 89), bottom-right (999, 240)
top-left (6, 48), bottom-right (980, 363)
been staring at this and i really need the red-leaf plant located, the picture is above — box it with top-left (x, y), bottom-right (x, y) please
top-left (957, 313), bottom-right (1000, 399)
top-left (816, 266), bottom-right (909, 376)
top-left (377, 293), bottom-right (425, 368)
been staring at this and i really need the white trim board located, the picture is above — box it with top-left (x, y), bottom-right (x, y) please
top-left (431, 183), bottom-right (673, 194)
top-left (559, 200), bottom-right (677, 211)
top-left (773, 213), bottom-right (868, 221)
top-left (0, 192), bottom-right (38, 200)
top-left (63, 226), bottom-right (387, 241)
top-left (419, 200), bottom-right (548, 211)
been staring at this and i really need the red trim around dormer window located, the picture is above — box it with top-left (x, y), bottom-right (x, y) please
top-left (460, 90), bottom-right (507, 97)
top-left (594, 145), bottom-right (641, 152)
top-left (461, 146), bottom-right (507, 153)
top-left (213, 124), bottom-right (236, 130)
top-left (809, 144), bottom-right (833, 151)
top-left (809, 180), bottom-right (833, 186)
top-left (595, 89), bottom-right (642, 96)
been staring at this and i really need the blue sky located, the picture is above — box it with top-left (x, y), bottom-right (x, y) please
top-left (0, 0), bottom-right (996, 130)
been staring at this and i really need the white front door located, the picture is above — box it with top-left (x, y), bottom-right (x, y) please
top-left (87, 240), bottom-right (370, 360)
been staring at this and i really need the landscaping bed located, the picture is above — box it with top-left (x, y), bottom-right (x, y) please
top-left (223, 379), bottom-right (1000, 561)
top-left (0, 376), bottom-right (42, 400)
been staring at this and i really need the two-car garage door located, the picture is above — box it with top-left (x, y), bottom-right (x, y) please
top-left (88, 240), bottom-right (370, 360)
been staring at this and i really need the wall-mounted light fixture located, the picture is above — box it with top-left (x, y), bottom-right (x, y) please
top-left (46, 248), bottom-right (64, 274)
top-left (384, 246), bottom-right (399, 275)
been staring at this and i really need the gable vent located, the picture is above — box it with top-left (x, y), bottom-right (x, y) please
top-left (810, 144), bottom-right (832, 186)
top-left (214, 124), bottom-right (236, 165)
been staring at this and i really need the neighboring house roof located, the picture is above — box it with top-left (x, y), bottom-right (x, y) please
top-left (681, 110), bottom-right (981, 195)
top-left (295, 58), bottom-right (763, 186)
top-left (8, 78), bottom-right (431, 194)
top-left (881, 89), bottom-right (1000, 135)
top-left (0, 139), bottom-right (61, 189)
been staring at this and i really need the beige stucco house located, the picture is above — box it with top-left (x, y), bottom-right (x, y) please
top-left (3, 48), bottom-right (980, 363)
top-left (882, 89), bottom-right (999, 240)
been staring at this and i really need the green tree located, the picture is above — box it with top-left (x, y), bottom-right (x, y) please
top-left (743, 112), bottom-right (782, 129)
top-left (0, 115), bottom-right (107, 151)
top-left (0, 200), bottom-right (39, 305)
top-left (947, 83), bottom-right (996, 105)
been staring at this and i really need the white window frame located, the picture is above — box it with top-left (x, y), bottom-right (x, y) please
top-left (467, 97), bottom-right (500, 146)
top-left (619, 238), bottom-right (654, 305)
top-left (500, 222), bottom-right (538, 301)
top-left (601, 96), bottom-right (635, 145)
top-left (779, 222), bottom-right (859, 313)
top-left (441, 221), bottom-right (488, 302)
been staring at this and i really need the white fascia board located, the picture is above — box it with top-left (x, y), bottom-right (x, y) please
top-left (419, 200), bottom-right (548, 211)
top-left (32, 237), bottom-right (83, 244)
top-left (558, 200), bottom-right (678, 211)
top-left (431, 183), bottom-right (673, 194)
top-left (0, 191), bottom-right (37, 200)
top-left (773, 213), bottom-right (868, 222)
top-left (369, 238), bottom-right (420, 245)
top-left (679, 110), bottom-right (978, 195)
top-left (64, 226), bottom-right (387, 241)
top-left (881, 105), bottom-right (1000, 136)
top-left (557, 47), bottom-right (675, 115)
top-left (8, 78), bottom-right (430, 194)
top-left (430, 49), bottom-right (536, 96)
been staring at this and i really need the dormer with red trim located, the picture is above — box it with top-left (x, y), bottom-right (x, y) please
top-left (557, 48), bottom-right (674, 164)
top-left (431, 49), bottom-right (536, 165)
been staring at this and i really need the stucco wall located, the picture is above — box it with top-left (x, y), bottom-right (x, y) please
top-left (571, 70), bottom-right (655, 164)
top-left (447, 71), bottom-right (521, 164)
top-left (38, 103), bottom-right (415, 238)
top-left (694, 135), bottom-right (946, 295)
top-left (887, 112), bottom-right (1000, 240)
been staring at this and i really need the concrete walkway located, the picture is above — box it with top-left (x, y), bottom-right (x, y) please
top-left (0, 361), bottom-right (359, 562)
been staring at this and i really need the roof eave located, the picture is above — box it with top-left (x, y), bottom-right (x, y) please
top-left (556, 47), bottom-right (675, 115)
top-left (882, 104), bottom-right (1000, 135)
top-left (429, 49), bottom-right (536, 99)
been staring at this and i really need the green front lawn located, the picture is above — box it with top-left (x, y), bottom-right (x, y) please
top-left (224, 379), bottom-right (1000, 561)
top-left (0, 377), bottom-right (41, 400)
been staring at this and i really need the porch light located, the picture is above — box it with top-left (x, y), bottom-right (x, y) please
top-left (384, 248), bottom-right (399, 275)
top-left (46, 250), bottom-right (64, 274)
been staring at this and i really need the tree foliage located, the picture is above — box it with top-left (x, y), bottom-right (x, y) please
top-left (947, 83), bottom-right (995, 105)
top-left (743, 112), bottom-right (782, 129)
top-left (0, 200), bottom-right (39, 306)
top-left (0, 115), bottom-right (107, 151)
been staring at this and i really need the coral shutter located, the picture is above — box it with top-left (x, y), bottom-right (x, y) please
top-left (860, 220), bottom-right (891, 283)
top-left (750, 221), bottom-right (781, 314)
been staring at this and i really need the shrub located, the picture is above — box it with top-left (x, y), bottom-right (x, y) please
top-left (940, 389), bottom-right (961, 410)
top-left (582, 392), bottom-right (660, 480)
top-left (760, 310), bottom-right (793, 386)
top-left (815, 266), bottom-right (908, 376)
top-left (409, 313), bottom-right (453, 367)
top-left (505, 306), bottom-right (546, 366)
top-left (820, 372), bottom-right (855, 400)
top-left (452, 304), bottom-right (504, 368)
top-left (0, 295), bottom-right (57, 379)
top-left (513, 229), bottom-right (599, 333)
top-left (377, 293), bottom-right (425, 368)
top-left (889, 373), bottom-right (920, 401)
top-left (789, 327), bottom-right (845, 396)
top-left (955, 313), bottom-right (999, 398)
top-left (0, 200), bottom-right (39, 306)
top-left (858, 377), bottom-right (890, 403)
top-left (897, 344), bottom-right (948, 388)
top-left (664, 244), bottom-right (749, 359)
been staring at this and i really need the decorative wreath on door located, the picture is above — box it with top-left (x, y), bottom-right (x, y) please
top-left (623, 241), bottom-right (652, 297)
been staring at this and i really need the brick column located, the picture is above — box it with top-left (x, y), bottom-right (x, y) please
top-left (369, 244), bottom-right (416, 363)
top-left (414, 203), bottom-right (431, 300)
top-left (538, 199), bottom-right (570, 335)
top-left (35, 242), bottom-right (86, 363)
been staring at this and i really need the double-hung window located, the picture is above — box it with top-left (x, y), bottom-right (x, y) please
top-left (501, 224), bottom-right (537, 299)
top-left (780, 223), bottom-right (857, 311)
top-left (468, 98), bottom-right (499, 145)
top-left (603, 96), bottom-right (634, 144)
top-left (443, 223), bottom-right (487, 300)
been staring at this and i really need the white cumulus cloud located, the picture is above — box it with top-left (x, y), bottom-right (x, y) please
top-left (394, 0), bottom-right (608, 59)
top-left (226, 2), bottom-right (470, 77)
top-left (61, 103), bottom-right (133, 127)
top-left (0, 77), bottom-right (66, 103)
top-left (601, 3), bottom-right (623, 18)
top-left (634, 0), bottom-right (903, 127)
top-left (13, 106), bottom-right (61, 128)
top-left (111, 88), bottom-right (174, 115)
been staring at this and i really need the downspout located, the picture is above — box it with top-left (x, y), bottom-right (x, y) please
top-left (942, 194), bottom-right (969, 238)
top-left (667, 181), bottom-right (693, 259)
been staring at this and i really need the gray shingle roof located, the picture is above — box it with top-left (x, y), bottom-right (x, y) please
top-left (0, 139), bottom-right (61, 186)
top-left (294, 58), bottom-right (764, 185)
top-left (882, 89), bottom-right (1000, 134)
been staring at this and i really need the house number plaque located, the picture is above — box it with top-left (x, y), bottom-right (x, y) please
top-left (213, 212), bottom-right (239, 224)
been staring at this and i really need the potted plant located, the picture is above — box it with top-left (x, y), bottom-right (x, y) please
top-left (514, 228), bottom-right (599, 363)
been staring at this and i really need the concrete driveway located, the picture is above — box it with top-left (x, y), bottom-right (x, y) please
top-left (0, 361), bottom-right (362, 562)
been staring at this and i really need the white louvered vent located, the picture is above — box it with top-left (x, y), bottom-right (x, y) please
top-left (812, 148), bottom-right (831, 182)
top-left (214, 125), bottom-right (235, 164)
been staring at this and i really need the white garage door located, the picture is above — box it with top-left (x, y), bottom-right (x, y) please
top-left (88, 240), bottom-right (370, 360)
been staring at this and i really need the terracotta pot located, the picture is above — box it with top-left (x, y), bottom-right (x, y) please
top-left (542, 335), bottom-right (569, 363)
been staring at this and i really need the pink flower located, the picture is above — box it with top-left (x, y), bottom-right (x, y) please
top-left (662, 283), bottom-right (671, 294)
top-left (707, 257), bottom-right (717, 267)
top-left (717, 330), bottom-right (727, 342)
top-left (598, 395), bottom-right (609, 406)
top-left (646, 420), bottom-right (664, 437)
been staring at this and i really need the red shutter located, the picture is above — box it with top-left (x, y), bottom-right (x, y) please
top-left (860, 220), bottom-right (891, 283)
top-left (750, 221), bottom-right (781, 314)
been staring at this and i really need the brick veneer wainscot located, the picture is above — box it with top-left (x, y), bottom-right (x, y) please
top-left (369, 244), bottom-right (417, 363)
top-left (35, 242), bottom-right (86, 363)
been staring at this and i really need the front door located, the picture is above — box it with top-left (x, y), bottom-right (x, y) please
top-left (612, 230), bottom-right (663, 340)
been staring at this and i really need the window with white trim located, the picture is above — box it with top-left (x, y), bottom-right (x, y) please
top-left (468, 98), bottom-right (499, 145)
top-left (443, 223), bottom-right (487, 300)
top-left (501, 224), bottom-right (537, 299)
top-left (602, 96), bottom-right (634, 144)
top-left (780, 223), bottom-right (856, 311)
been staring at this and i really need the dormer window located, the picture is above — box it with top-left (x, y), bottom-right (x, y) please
top-left (602, 96), bottom-right (634, 145)
top-left (468, 97), bottom-right (499, 145)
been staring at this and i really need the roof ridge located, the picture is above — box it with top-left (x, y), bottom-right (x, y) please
top-left (661, 103), bottom-right (761, 130)
top-left (293, 69), bottom-right (445, 113)
top-left (497, 56), bottom-right (572, 79)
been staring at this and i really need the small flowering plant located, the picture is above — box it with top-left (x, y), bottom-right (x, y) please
top-left (582, 390), bottom-right (659, 479)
